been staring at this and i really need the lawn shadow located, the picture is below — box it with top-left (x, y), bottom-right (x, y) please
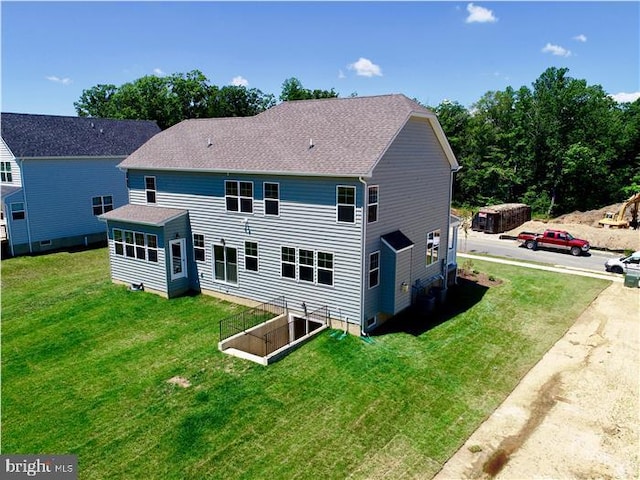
top-left (370, 278), bottom-right (490, 337)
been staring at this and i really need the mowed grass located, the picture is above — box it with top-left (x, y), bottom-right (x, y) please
top-left (1, 248), bottom-right (609, 479)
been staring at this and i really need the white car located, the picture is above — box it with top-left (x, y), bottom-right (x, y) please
top-left (604, 251), bottom-right (640, 274)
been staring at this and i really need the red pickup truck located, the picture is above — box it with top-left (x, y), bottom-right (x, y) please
top-left (517, 229), bottom-right (590, 256)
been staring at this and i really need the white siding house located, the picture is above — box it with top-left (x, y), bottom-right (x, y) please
top-left (0, 113), bottom-right (160, 256)
top-left (100, 95), bottom-right (460, 333)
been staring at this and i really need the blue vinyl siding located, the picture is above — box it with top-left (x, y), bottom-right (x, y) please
top-left (363, 117), bottom-right (453, 322)
top-left (19, 157), bottom-right (128, 244)
top-left (107, 221), bottom-right (168, 295)
top-left (126, 169), bottom-right (364, 323)
top-left (3, 189), bottom-right (28, 251)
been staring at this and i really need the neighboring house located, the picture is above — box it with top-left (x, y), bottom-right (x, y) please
top-left (0, 113), bottom-right (160, 256)
top-left (100, 94), bottom-right (461, 333)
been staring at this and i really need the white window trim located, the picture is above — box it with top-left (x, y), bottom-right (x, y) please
top-left (280, 246), bottom-right (334, 287)
top-left (336, 185), bottom-right (356, 224)
top-left (280, 246), bottom-right (297, 280)
top-left (145, 176), bottom-right (157, 204)
top-left (244, 241), bottom-right (259, 272)
top-left (113, 228), bottom-right (158, 263)
top-left (225, 180), bottom-right (254, 214)
top-left (316, 251), bottom-right (334, 287)
top-left (263, 182), bottom-right (280, 217)
top-left (193, 233), bottom-right (206, 262)
top-left (367, 185), bottom-right (379, 224)
top-left (1, 162), bottom-right (13, 183)
top-left (298, 249), bottom-right (315, 283)
top-left (426, 229), bottom-right (441, 267)
top-left (170, 238), bottom-right (187, 280)
top-left (213, 244), bottom-right (239, 284)
top-left (368, 251), bottom-right (380, 289)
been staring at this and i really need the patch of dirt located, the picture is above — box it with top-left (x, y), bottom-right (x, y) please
top-left (457, 270), bottom-right (503, 288)
top-left (166, 376), bottom-right (191, 388)
top-left (434, 282), bottom-right (640, 480)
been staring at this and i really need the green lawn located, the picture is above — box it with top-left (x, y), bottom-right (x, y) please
top-left (1, 248), bottom-right (609, 479)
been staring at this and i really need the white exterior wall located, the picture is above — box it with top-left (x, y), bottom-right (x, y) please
top-left (0, 138), bottom-right (22, 187)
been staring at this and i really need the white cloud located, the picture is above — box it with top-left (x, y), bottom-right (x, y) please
top-left (573, 34), bottom-right (587, 43)
top-left (610, 91), bottom-right (640, 103)
top-left (231, 76), bottom-right (249, 87)
top-left (153, 68), bottom-right (165, 75)
top-left (338, 69), bottom-right (346, 79)
top-left (347, 58), bottom-right (382, 77)
top-left (45, 75), bottom-right (72, 85)
top-left (542, 43), bottom-right (572, 57)
top-left (465, 3), bottom-right (498, 23)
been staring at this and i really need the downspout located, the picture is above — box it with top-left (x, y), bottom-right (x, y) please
top-left (17, 159), bottom-right (34, 254)
top-left (445, 166), bottom-right (462, 287)
top-left (359, 176), bottom-right (367, 335)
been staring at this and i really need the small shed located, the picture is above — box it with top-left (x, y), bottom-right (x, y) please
top-left (472, 203), bottom-right (531, 234)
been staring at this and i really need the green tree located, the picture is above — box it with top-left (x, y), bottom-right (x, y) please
top-left (209, 85), bottom-right (275, 117)
top-left (75, 70), bottom-right (276, 129)
top-left (279, 77), bottom-right (337, 101)
top-left (74, 84), bottom-right (119, 118)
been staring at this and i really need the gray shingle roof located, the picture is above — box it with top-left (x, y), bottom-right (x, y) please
top-left (1, 113), bottom-right (160, 158)
top-left (99, 204), bottom-right (188, 226)
top-left (119, 94), bottom-right (458, 177)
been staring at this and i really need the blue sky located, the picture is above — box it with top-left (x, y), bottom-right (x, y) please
top-left (2, 1), bottom-right (639, 116)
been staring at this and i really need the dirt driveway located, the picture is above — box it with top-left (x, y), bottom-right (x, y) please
top-left (434, 280), bottom-right (639, 479)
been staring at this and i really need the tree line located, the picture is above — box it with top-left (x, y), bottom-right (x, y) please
top-left (74, 72), bottom-right (336, 130)
top-left (75, 67), bottom-right (639, 216)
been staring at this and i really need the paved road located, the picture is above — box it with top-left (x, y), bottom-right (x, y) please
top-left (459, 230), bottom-right (622, 275)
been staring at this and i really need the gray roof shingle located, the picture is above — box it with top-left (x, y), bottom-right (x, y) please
top-left (119, 94), bottom-right (458, 177)
top-left (99, 204), bottom-right (188, 226)
top-left (1, 113), bottom-right (161, 158)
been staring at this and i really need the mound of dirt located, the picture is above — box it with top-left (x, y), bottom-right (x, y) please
top-left (505, 220), bottom-right (639, 252)
top-left (550, 203), bottom-right (636, 227)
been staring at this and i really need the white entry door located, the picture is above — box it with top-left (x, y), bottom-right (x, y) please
top-left (170, 238), bottom-right (187, 280)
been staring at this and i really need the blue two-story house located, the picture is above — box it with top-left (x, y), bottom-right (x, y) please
top-left (1, 113), bottom-right (160, 256)
top-left (100, 94), bottom-right (460, 333)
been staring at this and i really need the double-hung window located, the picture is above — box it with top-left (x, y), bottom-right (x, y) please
top-left (281, 247), bottom-right (333, 286)
top-left (225, 180), bottom-right (253, 213)
top-left (213, 245), bottom-right (238, 283)
top-left (264, 182), bottom-right (279, 216)
top-left (1, 162), bottom-right (12, 183)
top-left (10, 202), bottom-right (25, 220)
top-left (317, 252), bottom-right (334, 286)
top-left (367, 186), bottom-right (379, 223)
top-left (337, 186), bottom-right (355, 223)
top-left (281, 247), bottom-right (296, 279)
top-left (299, 249), bottom-right (314, 282)
top-left (92, 195), bottom-right (113, 215)
top-left (426, 229), bottom-right (441, 266)
top-left (245, 242), bottom-right (258, 271)
top-left (193, 234), bottom-right (205, 261)
top-left (145, 176), bottom-right (157, 204)
top-left (369, 251), bottom-right (380, 288)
